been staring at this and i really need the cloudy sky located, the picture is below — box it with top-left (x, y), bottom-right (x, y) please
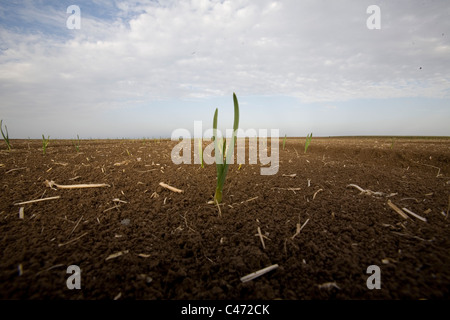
top-left (0, 0), bottom-right (449, 139)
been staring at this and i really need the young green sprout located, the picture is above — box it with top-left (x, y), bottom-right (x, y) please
top-left (42, 135), bottom-right (50, 155)
top-left (283, 134), bottom-right (287, 150)
top-left (213, 93), bottom-right (240, 204)
top-left (198, 138), bottom-right (204, 168)
top-left (304, 133), bottom-right (312, 153)
top-left (0, 119), bottom-right (12, 150)
top-left (73, 134), bottom-right (81, 152)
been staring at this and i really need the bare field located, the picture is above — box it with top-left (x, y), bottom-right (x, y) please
top-left (0, 137), bottom-right (449, 299)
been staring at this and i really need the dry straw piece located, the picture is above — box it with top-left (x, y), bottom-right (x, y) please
top-left (402, 207), bottom-right (427, 222)
top-left (14, 196), bottom-right (61, 206)
top-left (257, 226), bottom-right (266, 249)
top-left (240, 264), bottom-right (279, 282)
top-left (387, 200), bottom-right (409, 219)
top-left (44, 180), bottom-right (110, 189)
top-left (313, 189), bottom-right (323, 200)
top-left (291, 218), bottom-right (310, 240)
top-left (18, 207), bottom-right (24, 219)
top-left (105, 250), bottom-right (129, 261)
top-left (318, 282), bottom-right (341, 290)
top-left (6, 167), bottom-right (27, 174)
top-left (347, 184), bottom-right (396, 197)
top-left (159, 182), bottom-right (183, 193)
top-left (58, 232), bottom-right (88, 247)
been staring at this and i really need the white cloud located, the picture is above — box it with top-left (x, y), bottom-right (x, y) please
top-left (0, 0), bottom-right (449, 137)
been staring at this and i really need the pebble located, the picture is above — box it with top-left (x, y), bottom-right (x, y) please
top-left (121, 218), bottom-right (130, 226)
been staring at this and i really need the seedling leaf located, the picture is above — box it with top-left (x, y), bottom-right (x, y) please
top-left (305, 133), bottom-right (312, 153)
top-left (213, 93), bottom-right (240, 204)
top-left (0, 120), bottom-right (12, 150)
top-left (42, 134), bottom-right (50, 155)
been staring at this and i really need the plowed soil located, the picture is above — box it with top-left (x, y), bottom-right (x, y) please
top-left (1, 137), bottom-right (449, 300)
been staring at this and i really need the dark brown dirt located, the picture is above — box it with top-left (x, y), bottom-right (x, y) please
top-left (1, 137), bottom-right (449, 300)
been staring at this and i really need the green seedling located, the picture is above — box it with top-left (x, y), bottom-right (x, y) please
top-left (213, 93), bottom-right (240, 204)
top-left (390, 138), bottom-right (395, 150)
top-left (42, 135), bottom-right (50, 155)
top-left (283, 134), bottom-right (287, 150)
top-left (0, 120), bottom-right (12, 150)
top-left (198, 139), bottom-right (204, 168)
top-left (304, 133), bottom-right (312, 153)
top-left (73, 134), bottom-right (81, 152)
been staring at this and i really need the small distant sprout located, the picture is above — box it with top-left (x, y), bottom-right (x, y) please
top-left (304, 133), bottom-right (312, 153)
top-left (282, 134), bottom-right (287, 150)
top-left (238, 163), bottom-right (243, 170)
top-left (390, 138), bottom-right (395, 150)
top-left (198, 138), bottom-right (204, 168)
top-left (126, 149), bottom-right (131, 157)
top-left (0, 119), bottom-right (12, 150)
top-left (73, 134), bottom-right (81, 152)
top-left (213, 92), bottom-right (240, 204)
top-left (42, 134), bottom-right (50, 155)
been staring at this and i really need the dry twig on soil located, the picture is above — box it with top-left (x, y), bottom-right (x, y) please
top-left (387, 200), bottom-right (409, 219)
top-left (347, 184), bottom-right (397, 197)
top-left (103, 205), bottom-right (121, 213)
top-left (318, 282), bottom-right (341, 290)
top-left (272, 187), bottom-right (302, 194)
top-left (14, 196), bottom-right (61, 206)
top-left (291, 218), bottom-right (310, 240)
top-left (241, 196), bottom-right (258, 204)
top-left (44, 180), bottom-right (110, 189)
top-left (113, 198), bottom-right (128, 204)
top-left (313, 189), bottom-right (323, 200)
top-left (159, 182), bottom-right (183, 193)
top-left (36, 264), bottom-right (65, 276)
top-left (58, 232), bottom-right (88, 247)
top-left (6, 167), bottom-right (27, 174)
top-left (105, 250), bottom-right (129, 261)
top-left (402, 207), bottom-right (427, 222)
top-left (391, 231), bottom-right (432, 242)
top-left (69, 215), bottom-right (83, 236)
top-left (416, 162), bottom-right (442, 177)
top-left (228, 196), bottom-right (259, 207)
top-left (256, 226), bottom-right (266, 249)
top-left (240, 264), bottom-right (279, 282)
